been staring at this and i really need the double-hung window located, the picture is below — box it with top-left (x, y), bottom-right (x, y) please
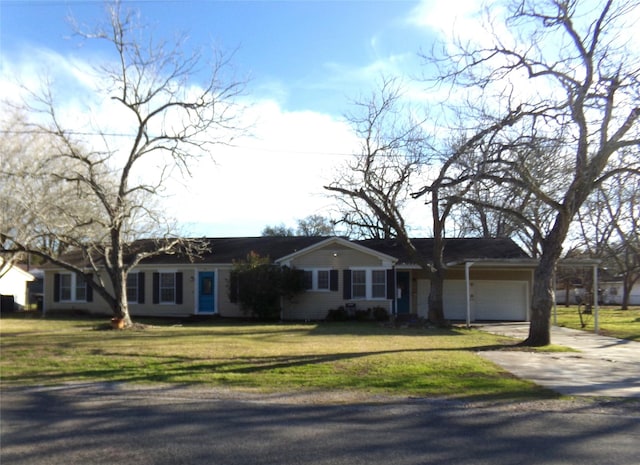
top-left (352, 270), bottom-right (367, 298)
top-left (56, 272), bottom-right (89, 302)
top-left (152, 271), bottom-right (182, 305)
top-left (371, 270), bottom-right (386, 298)
top-left (303, 269), bottom-right (335, 291)
top-left (159, 272), bottom-right (176, 303)
top-left (126, 273), bottom-right (138, 303)
top-left (350, 268), bottom-right (387, 300)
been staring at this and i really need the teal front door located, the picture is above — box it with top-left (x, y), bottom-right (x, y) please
top-left (396, 271), bottom-right (411, 314)
top-left (198, 271), bottom-right (215, 314)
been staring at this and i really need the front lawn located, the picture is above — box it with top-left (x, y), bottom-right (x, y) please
top-left (553, 306), bottom-right (640, 341)
top-left (0, 314), bottom-right (555, 401)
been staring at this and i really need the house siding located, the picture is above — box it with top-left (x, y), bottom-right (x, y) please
top-left (281, 243), bottom-right (394, 320)
top-left (41, 237), bottom-right (538, 322)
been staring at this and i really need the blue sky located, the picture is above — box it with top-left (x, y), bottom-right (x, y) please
top-left (0, 1), bottom-right (473, 236)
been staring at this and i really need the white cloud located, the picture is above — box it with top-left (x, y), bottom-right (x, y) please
top-left (408, 0), bottom-right (489, 43)
top-left (163, 99), bottom-right (360, 236)
top-left (1, 48), bottom-right (362, 237)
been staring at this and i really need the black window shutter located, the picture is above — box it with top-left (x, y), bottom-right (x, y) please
top-left (229, 272), bottom-right (238, 303)
top-left (138, 272), bottom-right (145, 304)
top-left (175, 272), bottom-right (183, 304)
top-left (152, 272), bottom-right (159, 304)
top-left (343, 270), bottom-right (352, 300)
top-left (54, 273), bottom-right (60, 302)
top-left (86, 273), bottom-right (93, 302)
top-left (330, 270), bottom-right (339, 291)
top-left (386, 269), bottom-right (396, 300)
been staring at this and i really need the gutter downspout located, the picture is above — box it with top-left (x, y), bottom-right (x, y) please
top-left (465, 262), bottom-right (474, 329)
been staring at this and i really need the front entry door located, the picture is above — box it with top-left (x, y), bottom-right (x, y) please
top-left (396, 271), bottom-right (411, 314)
top-left (198, 271), bottom-right (215, 314)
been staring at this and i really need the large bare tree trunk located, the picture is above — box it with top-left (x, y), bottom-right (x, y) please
top-left (428, 270), bottom-right (445, 325)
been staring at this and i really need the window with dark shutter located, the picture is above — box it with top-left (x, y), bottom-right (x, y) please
top-left (330, 270), bottom-right (339, 291)
top-left (386, 269), bottom-right (395, 300)
top-left (53, 273), bottom-right (60, 302)
top-left (138, 272), bottom-right (145, 304)
top-left (343, 270), bottom-right (352, 299)
top-left (152, 272), bottom-right (159, 304)
top-left (175, 272), bottom-right (183, 304)
top-left (86, 274), bottom-right (93, 302)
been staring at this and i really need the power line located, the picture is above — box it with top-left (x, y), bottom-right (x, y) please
top-left (0, 128), bottom-right (357, 157)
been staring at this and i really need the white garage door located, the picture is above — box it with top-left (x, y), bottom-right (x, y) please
top-left (475, 281), bottom-right (528, 321)
top-left (440, 280), bottom-right (528, 322)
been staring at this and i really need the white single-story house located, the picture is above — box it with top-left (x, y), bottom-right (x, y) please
top-left (0, 259), bottom-right (35, 311)
top-left (41, 236), bottom-right (538, 322)
top-left (600, 279), bottom-right (640, 306)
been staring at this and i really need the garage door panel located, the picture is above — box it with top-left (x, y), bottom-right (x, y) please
top-left (475, 281), bottom-right (527, 321)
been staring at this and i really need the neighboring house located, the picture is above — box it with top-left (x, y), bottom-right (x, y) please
top-left (0, 259), bottom-right (35, 311)
top-left (600, 279), bottom-right (640, 306)
top-left (41, 236), bottom-right (538, 322)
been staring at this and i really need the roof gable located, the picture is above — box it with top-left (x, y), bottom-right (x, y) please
top-left (275, 237), bottom-right (398, 266)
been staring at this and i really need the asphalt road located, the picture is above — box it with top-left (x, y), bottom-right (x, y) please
top-left (2, 384), bottom-right (639, 465)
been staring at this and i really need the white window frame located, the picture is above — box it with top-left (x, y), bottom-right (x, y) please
top-left (159, 271), bottom-right (176, 304)
top-left (303, 268), bottom-right (332, 292)
top-left (59, 273), bottom-right (87, 303)
top-left (126, 272), bottom-right (138, 303)
top-left (352, 269), bottom-right (367, 299)
top-left (351, 268), bottom-right (388, 300)
top-left (371, 269), bottom-right (387, 299)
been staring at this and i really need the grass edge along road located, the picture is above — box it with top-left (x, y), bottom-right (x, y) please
top-left (1, 315), bottom-right (560, 402)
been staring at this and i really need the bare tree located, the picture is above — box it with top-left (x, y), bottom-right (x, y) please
top-left (0, 2), bottom-right (245, 326)
top-left (261, 224), bottom-right (295, 237)
top-left (424, 0), bottom-right (640, 345)
top-left (262, 215), bottom-right (336, 237)
top-left (295, 215), bottom-right (336, 236)
top-left (324, 77), bottom-right (456, 323)
top-left (576, 164), bottom-right (640, 309)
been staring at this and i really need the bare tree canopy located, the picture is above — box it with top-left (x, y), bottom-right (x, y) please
top-left (575, 162), bottom-right (640, 309)
top-left (262, 215), bottom-right (337, 237)
top-left (422, 0), bottom-right (640, 345)
top-left (0, 1), bottom-right (245, 326)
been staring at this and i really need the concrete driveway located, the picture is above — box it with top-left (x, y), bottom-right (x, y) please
top-left (476, 323), bottom-right (640, 398)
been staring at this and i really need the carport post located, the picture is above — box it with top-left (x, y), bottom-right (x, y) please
top-left (552, 268), bottom-right (557, 326)
top-left (593, 264), bottom-right (599, 334)
top-left (465, 262), bottom-right (474, 329)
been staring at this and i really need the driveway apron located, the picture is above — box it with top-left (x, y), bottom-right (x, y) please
top-left (477, 323), bottom-right (640, 398)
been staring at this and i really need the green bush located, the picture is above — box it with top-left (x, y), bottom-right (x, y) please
top-left (229, 253), bottom-right (305, 321)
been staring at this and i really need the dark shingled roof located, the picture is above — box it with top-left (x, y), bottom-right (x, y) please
top-left (49, 236), bottom-right (530, 267)
top-left (140, 236), bottom-right (331, 264)
top-left (356, 237), bottom-right (530, 264)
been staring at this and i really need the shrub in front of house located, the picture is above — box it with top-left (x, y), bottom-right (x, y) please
top-left (326, 306), bottom-right (349, 321)
top-left (229, 252), bottom-right (305, 321)
top-left (372, 306), bottom-right (389, 321)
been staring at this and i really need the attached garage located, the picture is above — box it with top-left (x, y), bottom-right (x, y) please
top-left (415, 279), bottom-right (530, 322)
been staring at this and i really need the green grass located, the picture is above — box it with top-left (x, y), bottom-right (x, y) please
top-left (0, 314), bottom-right (557, 401)
top-left (553, 305), bottom-right (640, 341)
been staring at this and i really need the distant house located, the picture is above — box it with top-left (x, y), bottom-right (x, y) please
top-left (600, 278), bottom-right (640, 306)
top-left (41, 236), bottom-right (538, 322)
top-left (0, 259), bottom-right (35, 311)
